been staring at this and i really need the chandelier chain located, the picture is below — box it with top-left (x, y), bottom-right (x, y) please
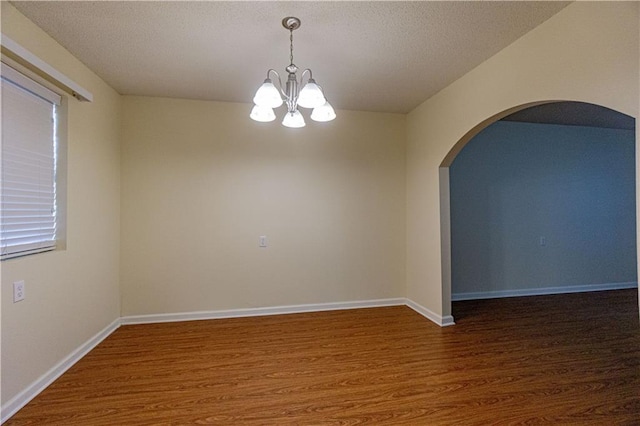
top-left (289, 29), bottom-right (294, 66)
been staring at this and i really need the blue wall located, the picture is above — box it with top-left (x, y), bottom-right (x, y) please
top-left (450, 121), bottom-right (636, 297)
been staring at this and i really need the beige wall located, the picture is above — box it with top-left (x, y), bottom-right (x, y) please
top-left (406, 2), bottom-right (639, 317)
top-left (1, 3), bottom-right (121, 405)
top-left (120, 97), bottom-right (406, 316)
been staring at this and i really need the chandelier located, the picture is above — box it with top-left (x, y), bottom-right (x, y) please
top-left (250, 17), bottom-right (336, 128)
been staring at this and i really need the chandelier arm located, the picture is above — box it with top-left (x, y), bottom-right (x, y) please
top-left (266, 69), bottom-right (286, 99)
top-left (266, 69), bottom-right (280, 80)
top-left (300, 69), bottom-right (313, 86)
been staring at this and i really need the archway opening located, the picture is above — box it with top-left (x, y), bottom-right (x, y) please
top-left (439, 101), bottom-right (637, 321)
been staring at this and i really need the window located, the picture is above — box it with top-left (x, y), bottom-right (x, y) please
top-left (1, 63), bottom-right (61, 259)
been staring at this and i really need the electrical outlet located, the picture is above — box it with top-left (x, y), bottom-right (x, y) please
top-left (13, 280), bottom-right (25, 303)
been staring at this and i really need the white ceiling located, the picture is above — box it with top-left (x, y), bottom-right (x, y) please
top-left (11, 1), bottom-right (570, 114)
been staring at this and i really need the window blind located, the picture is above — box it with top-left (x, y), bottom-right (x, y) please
top-left (1, 63), bottom-right (61, 259)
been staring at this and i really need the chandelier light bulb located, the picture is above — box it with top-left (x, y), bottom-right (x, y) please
top-left (282, 110), bottom-right (306, 128)
top-left (253, 79), bottom-right (283, 108)
top-left (310, 101), bottom-right (336, 122)
top-left (297, 79), bottom-right (326, 109)
top-left (250, 105), bottom-right (276, 122)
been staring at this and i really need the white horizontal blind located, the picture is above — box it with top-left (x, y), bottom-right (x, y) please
top-left (1, 63), bottom-right (61, 259)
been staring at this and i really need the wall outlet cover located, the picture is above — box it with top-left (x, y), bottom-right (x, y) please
top-left (13, 280), bottom-right (25, 303)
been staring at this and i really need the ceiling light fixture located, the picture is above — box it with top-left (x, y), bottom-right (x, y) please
top-left (250, 17), bottom-right (335, 128)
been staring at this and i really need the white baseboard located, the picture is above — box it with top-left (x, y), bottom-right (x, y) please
top-left (451, 281), bottom-right (638, 301)
top-left (1, 318), bottom-right (121, 424)
top-left (405, 299), bottom-right (455, 326)
top-left (120, 298), bottom-right (407, 325)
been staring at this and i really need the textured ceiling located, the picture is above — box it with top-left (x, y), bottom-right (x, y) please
top-left (11, 1), bottom-right (570, 114)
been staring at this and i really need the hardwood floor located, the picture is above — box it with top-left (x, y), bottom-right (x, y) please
top-left (5, 289), bottom-right (639, 425)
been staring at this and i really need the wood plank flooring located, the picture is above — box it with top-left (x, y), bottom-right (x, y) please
top-left (5, 289), bottom-right (639, 425)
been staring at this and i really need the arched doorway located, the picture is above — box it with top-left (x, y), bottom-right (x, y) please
top-left (439, 101), bottom-right (637, 320)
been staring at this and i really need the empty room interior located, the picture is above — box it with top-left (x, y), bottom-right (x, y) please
top-left (1, 1), bottom-right (639, 424)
